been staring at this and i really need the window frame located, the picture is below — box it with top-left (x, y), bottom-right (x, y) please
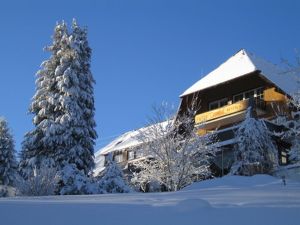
top-left (208, 98), bottom-right (228, 110)
top-left (114, 153), bottom-right (123, 163)
top-left (233, 87), bottom-right (264, 103)
top-left (128, 151), bottom-right (135, 161)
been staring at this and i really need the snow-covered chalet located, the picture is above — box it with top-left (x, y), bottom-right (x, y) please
top-left (95, 49), bottom-right (296, 176)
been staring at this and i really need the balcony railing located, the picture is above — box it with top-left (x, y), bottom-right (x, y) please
top-left (195, 98), bottom-right (266, 125)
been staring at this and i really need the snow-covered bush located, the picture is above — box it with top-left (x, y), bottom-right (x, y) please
top-left (231, 107), bottom-right (279, 176)
top-left (16, 161), bottom-right (58, 196)
top-left (0, 118), bottom-right (18, 186)
top-left (57, 163), bottom-right (97, 195)
top-left (97, 154), bottom-right (131, 194)
top-left (0, 185), bottom-right (17, 197)
top-left (132, 103), bottom-right (214, 192)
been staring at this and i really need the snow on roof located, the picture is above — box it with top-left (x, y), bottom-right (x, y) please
top-left (94, 120), bottom-right (172, 157)
top-left (180, 49), bottom-right (298, 97)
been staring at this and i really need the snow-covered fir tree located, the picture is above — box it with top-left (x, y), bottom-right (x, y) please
top-left (59, 19), bottom-right (97, 173)
top-left (279, 111), bottom-right (300, 163)
top-left (280, 53), bottom-right (300, 163)
top-left (132, 103), bottom-right (214, 192)
top-left (19, 22), bottom-right (69, 177)
top-left (19, 20), bottom-right (97, 193)
top-left (231, 107), bottom-right (279, 175)
top-left (0, 118), bottom-right (17, 186)
top-left (98, 153), bottom-right (131, 194)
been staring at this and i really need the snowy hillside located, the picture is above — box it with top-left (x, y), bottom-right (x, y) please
top-left (0, 175), bottom-right (299, 225)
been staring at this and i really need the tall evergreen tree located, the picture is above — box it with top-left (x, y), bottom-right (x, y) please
top-left (56, 19), bottom-right (97, 173)
top-left (20, 20), bottom-right (97, 179)
top-left (19, 22), bottom-right (69, 177)
top-left (0, 118), bottom-right (17, 186)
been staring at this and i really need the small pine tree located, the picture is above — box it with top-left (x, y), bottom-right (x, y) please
top-left (98, 154), bottom-right (131, 194)
top-left (0, 118), bottom-right (17, 186)
top-left (231, 107), bottom-right (279, 175)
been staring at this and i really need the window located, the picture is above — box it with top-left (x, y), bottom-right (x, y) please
top-left (233, 87), bottom-right (264, 103)
top-left (135, 150), bottom-right (144, 159)
top-left (219, 98), bottom-right (228, 107)
top-left (209, 98), bottom-right (228, 110)
top-left (245, 90), bottom-right (255, 99)
top-left (256, 87), bottom-right (264, 99)
top-left (114, 154), bottom-right (123, 163)
top-left (128, 151), bottom-right (135, 160)
top-left (209, 101), bottom-right (219, 110)
top-left (281, 151), bottom-right (287, 165)
top-left (233, 93), bottom-right (243, 102)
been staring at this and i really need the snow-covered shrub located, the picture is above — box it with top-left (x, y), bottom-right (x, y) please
top-left (0, 118), bottom-right (18, 186)
top-left (16, 162), bottom-right (58, 196)
top-left (131, 174), bottom-right (162, 192)
top-left (57, 163), bottom-right (97, 195)
top-left (231, 107), bottom-right (279, 176)
top-left (132, 103), bottom-right (215, 192)
top-left (0, 185), bottom-right (17, 197)
top-left (97, 154), bottom-right (131, 194)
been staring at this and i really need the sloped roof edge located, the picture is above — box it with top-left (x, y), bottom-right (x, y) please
top-left (94, 120), bottom-right (173, 156)
top-left (180, 49), bottom-right (297, 97)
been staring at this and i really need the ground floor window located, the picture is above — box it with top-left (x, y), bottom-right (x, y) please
top-left (280, 151), bottom-right (288, 165)
top-left (114, 154), bottom-right (123, 163)
top-left (128, 151), bottom-right (135, 160)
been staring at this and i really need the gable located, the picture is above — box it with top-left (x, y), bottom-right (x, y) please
top-left (180, 49), bottom-right (297, 97)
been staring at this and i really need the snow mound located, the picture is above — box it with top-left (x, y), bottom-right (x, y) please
top-left (184, 175), bottom-right (281, 190)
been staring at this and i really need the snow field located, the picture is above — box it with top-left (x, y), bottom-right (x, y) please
top-left (0, 175), bottom-right (299, 225)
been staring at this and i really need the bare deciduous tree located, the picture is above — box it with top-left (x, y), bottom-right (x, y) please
top-left (131, 102), bottom-right (215, 192)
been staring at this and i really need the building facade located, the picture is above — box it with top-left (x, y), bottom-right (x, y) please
top-left (178, 49), bottom-right (296, 175)
top-left (95, 49), bottom-right (297, 176)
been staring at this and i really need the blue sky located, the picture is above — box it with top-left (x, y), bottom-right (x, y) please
top-left (0, 0), bottom-right (299, 153)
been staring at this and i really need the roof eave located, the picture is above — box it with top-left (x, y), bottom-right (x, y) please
top-left (180, 70), bottom-right (261, 98)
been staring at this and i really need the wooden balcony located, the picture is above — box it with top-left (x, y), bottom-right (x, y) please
top-left (195, 98), bottom-right (266, 131)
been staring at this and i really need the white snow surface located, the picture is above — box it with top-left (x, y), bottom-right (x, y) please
top-left (181, 49), bottom-right (297, 97)
top-left (0, 175), bottom-right (299, 225)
